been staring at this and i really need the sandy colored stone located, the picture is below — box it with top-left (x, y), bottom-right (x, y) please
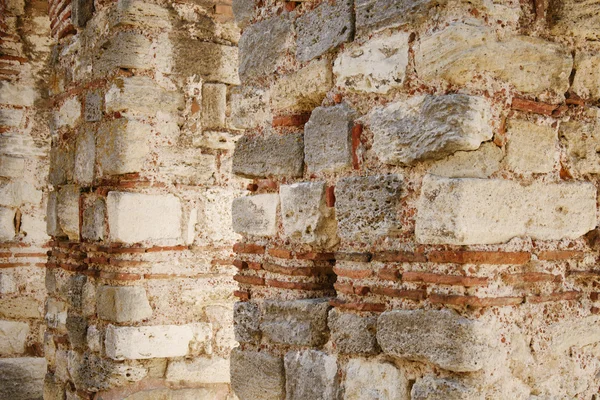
top-left (0, 82), bottom-right (37, 107)
top-left (230, 348), bottom-right (285, 400)
top-left (233, 301), bottom-right (261, 343)
top-left (57, 185), bottom-right (80, 241)
top-left (230, 86), bottom-right (270, 129)
top-left (105, 76), bottom-right (184, 115)
top-left (0, 320), bottom-right (29, 355)
top-left (232, 133), bottom-right (304, 178)
top-left (271, 59), bottom-right (333, 112)
top-left (54, 97), bottom-right (81, 129)
top-left (0, 358), bottom-right (46, 400)
top-left (284, 350), bottom-right (339, 400)
top-left (232, 193), bottom-right (278, 236)
top-left (328, 309), bottom-right (378, 355)
top-left (74, 128), bottom-right (95, 185)
top-left (196, 188), bottom-right (241, 245)
top-left (560, 119), bottom-right (600, 175)
top-left (172, 39), bottom-right (240, 85)
top-left (166, 356), bottom-right (230, 384)
top-left (94, 31), bottom-right (153, 73)
top-left (548, 0), bottom-right (600, 40)
top-left (112, 0), bottom-right (172, 29)
top-left (97, 286), bottom-right (153, 323)
top-left (105, 324), bottom-right (194, 360)
top-left (201, 83), bottom-right (227, 129)
top-left (572, 50), bottom-right (600, 101)
top-left (0, 108), bottom-right (24, 127)
top-left (505, 120), bottom-right (556, 173)
top-left (124, 387), bottom-right (230, 400)
top-left (428, 142), bottom-right (503, 178)
top-left (344, 358), bottom-right (409, 400)
top-left (356, 0), bottom-right (446, 34)
top-left (82, 198), bottom-right (105, 241)
top-left (96, 118), bottom-right (151, 176)
top-left (411, 375), bottom-right (483, 400)
top-left (0, 207), bottom-right (15, 240)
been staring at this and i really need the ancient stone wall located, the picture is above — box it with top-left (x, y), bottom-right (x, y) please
top-left (229, 0), bottom-right (600, 399)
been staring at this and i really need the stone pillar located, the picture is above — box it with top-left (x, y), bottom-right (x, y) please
top-left (230, 0), bottom-right (600, 399)
top-left (44, 0), bottom-right (241, 398)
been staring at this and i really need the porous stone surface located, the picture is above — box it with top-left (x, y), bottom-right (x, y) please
top-left (271, 59), bottom-right (333, 112)
top-left (105, 324), bottom-right (194, 360)
top-left (260, 299), bottom-right (330, 346)
top-left (428, 142), bottom-right (503, 178)
top-left (0, 358), bottom-right (46, 400)
top-left (233, 301), bottom-right (261, 343)
top-left (560, 119), bottom-right (600, 175)
top-left (230, 348), bottom-right (285, 400)
top-left (304, 103), bottom-right (355, 173)
top-left (333, 31), bottom-right (410, 93)
top-left (369, 94), bottom-right (493, 165)
top-left (411, 375), bottom-right (483, 400)
top-left (505, 120), bottom-right (556, 173)
top-left (201, 83), bottom-right (227, 129)
top-left (0, 108), bottom-right (24, 127)
top-left (96, 286), bottom-right (153, 323)
top-left (548, 0), bottom-right (600, 40)
top-left (344, 358), bottom-right (409, 400)
top-left (335, 175), bottom-right (402, 241)
top-left (328, 309), bottom-right (378, 354)
top-left (105, 76), bottom-right (184, 114)
top-left (284, 350), bottom-right (339, 400)
top-left (0, 320), bottom-right (29, 355)
top-left (355, 0), bottom-right (446, 34)
top-left (0, 207), bottom-right (15, 240)
top-left (84, 90), bottom-right (102, 122)
top-left (230, 86), bottom-right (270, 129)
top-left (232, 133), bottom-right (304, 178)
top-left (166, 356), bottom-right (230, 384)
top-left (296, 0), bottom-right (354, 62)
top-left (57, 185), bottom-right (80, 240)
top-left (74, 128), bottom-right (95, 185)
top-left (572, 50), bottom-right (600, 101)
top-left (96, 118), bottom-right (151, 176)
top-left (232, 0), bottom-right (255, 28)
top-left (416, 174), bottom-right (597, 245)
top-left (232, 194), bottom-right (279, 236)
top-left (172, 39), bottom-right (240, 85)
top-left (377, 309), bottom-right (493, 372)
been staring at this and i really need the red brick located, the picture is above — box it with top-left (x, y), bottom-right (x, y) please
top-left (146, 245), bottom-right (189, 252)
top-left (591, 292), bottom-right (600, 301)
top-left (234, 290), bottom-right (250, 301)
top-left (377, 268), bottom-right (400, 281)
top-left (503, 272), bottom-right (561, 284)
top-left (373, 251), bottom-right (427, 263)
top-left (234, 274), bottom-right (265, 286)
top-left (13, 252), bottom-right (47, 258)
top-left (329, 298), bottom-right (386, 312)
top-left (402, 271), bottom-right (488, 287)
top-left (326, 186), bottom-right (335, 207)
top-left (332, 266), bottom-right (373, 279)
top-left (296, 252), bottom-right (335, 261)
top-left (537, 250), bottom-right (585, 261)
top-left (370, 286), bottom-right (426, 300)
top-left (334, 252), bottom-right (372, 262)
top-left (527, 291), bottom-right (581, 303)
top-left (0, 252), bottom-right (12, 258)
top-left (428, 250), bottom-right (530, 265)
top-left (248, 262), bottom-right (263, 270)
top-left (272, 113), bottom-right (311, 127)
top-left (265, 279), bottom-right (330, 291)
top-left (429, 294), bottom-right (523, 307)
top-left (334, 282), bottom-right (354, 295)
top-left (511, 97), bottom-right (558, 116)
top-left (268, 248), bottom-right (293, 259)
top-left (568, 270), bottom-right (600, 278)
top-left (263, 262), bottom-right (332, 276)
top-left (354, 285), bottom-right (370, 295)
top-left (99, 272), bottom-right (141, 281)
top-left (233, 260), bottom-right (248, 270)
top-left (256, 179), bottom-right (278, 191)
top-left (233, 243), bottom-right (265, 254)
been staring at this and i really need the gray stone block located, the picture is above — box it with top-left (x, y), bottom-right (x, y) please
top-left (230, 348), bottom-right (285, 400)
top-left (0, 358), bottom-right (46, 400)
top-left (72, 0), bottom-right (95, 27)
top-left (232, 133), bottom-right (304, 178)
top-left (66, 315), bottom-right (87, 350)
top-left (335, 174), bottom-right (402, 241)
top-left (377, 309), bottom-right (493, 372)
top-left (232, 194), bottom-right (279, 236)
top-left (296, 0), bottom-right (354, 62)
top-left (355, 0), bottom-right (446, 34)
top-left (411, 375), bottom-right (483, 400)
top-left (328, 308), bottom-right (378, 354)
top-left (304, 103), bottom-right (355, 173)
top-left (260, 299), bottom-right (330, 347)
top-left (232, 0), bottom-right (255, 28)
top-left (284, 350), bottom-right (339, 400)
top-left (233, 301), bottom-right (261, 343)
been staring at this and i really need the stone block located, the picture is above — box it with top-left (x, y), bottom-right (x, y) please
top-left (105, 76), bottom-right (184, 115)
top-left (193, 131), bottom-right (240, 150)
top-left (0, 82), bottom-right (37, 107)
top-left (260, 299), bottom-right (330, 346)
top-left (232, 194), bottom-right (278, 236)
top-left (49, 143), bottom-right (75, 185)
top-left (105, 324), bottom-right (194, 360)
top-left (0, 358), bottom-right (46, 400)
top-left (548, 0), bottom-right (600, 40)
top-left (201, 83), bottom-right (227, 129)
top-left (344, 358), bottom-right (409, 400)
top-left (97, 286), bottom-right (153, 323)
top-left (46, 191), bottom-right (62, 237)
top-left (57, 185), bottom-right (80, 241)
top-left (411, 375), bottom-right (483, 400)
top-left (271, 59), bottom-right (333, 112)
top-left (107, 192), bottom-right (182, 243)
top-left (0, 156), bottom-right (24, 178)
top-left (0, 273), bottom-right (16, 294)
top-left (54, 97), bottom-right (82, 130)
top-left (112, 0), bottom-right (171, 29)
top-left (238, 15), bottom-right (293, 81)
top-left (230, 86), bottom-right (270, 129)
top-left (158, 148), bottom-right (216, 185)
top-left (505, 120), bottom-right (556, 173)
top-left (67, 315), bottom-right (88, 350)
top-left (368, 94), bottom-right (493, 166)
top-left (172, 39), bottom-right (240, 85)
top-left (123, 387), bottom-right (230, 400)
top-left (0, 108), bottom-right (24, 127)
top-left (68, 351), bottom-right (147, 391)
top-left (560, 119), bottom-right (600, 175)
top-left (74, 128), bottom-right (95, 185)
top-left (284, 350), bottom-right (339, 400)
top-left (196, 188), bottom-right (241, 244)
top-left (166, 356), bottom-right (230, 384)
top-left (279, 181), bottom-right (337, 246)
top-left (231, 348), bottom-right (285, 400)
top-left (296, 0), bottom-right (354, 62)
top-left (0, 207), bottom-right (15, 240)
top-left (46, 298), bottom-right (68, 331)
top-left (84, 90), bottom-right (103, 122)
top-left (333, 31), bottom-right (410, 93)
top-left (416, 174), bottom-right (597, 245)
top-left (335, 175), bottom-right (402, 241)
top-left (44, 373), bottom-right (66, 400)
top-left (0, 320), bottom-right (29, 355)
top-left (355, 0), bottom-right (446, 34)
top-left (572, 50), bottom-right (600, 101)
top-left (232, 0), bottom-right (255, 28)
top-left (233, 301), bottom-right (261, 343)
top-left (328, 309), bottom-right (378, 354)
top-left (232, 133), bottom-right (304, 178)
top-left (82, 198), bottom-right (106, 241)
top-left (96, 118), bottom-right (151, 176)
top-left (428, 142), bottom-right (503, 179)
top-left (95, 32), bottom-right (153, 73)
top-left (377, 309), bottom-right (494, 372)
top-left (304, 103), bottom-right (355, 173)
top-left (415, 23), bottom-right (572, 96)
top-left (71, 0), bottom-right (94, 27)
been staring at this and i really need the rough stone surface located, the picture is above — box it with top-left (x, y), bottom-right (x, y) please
top-left (81, 198), bottom-right (105, 241)
top-left (328, 309), bottom-right (378, 354)
top-left (105, 76), bottom-right (184, 115)
top-left (416, 174), bottom-right (597, 245)
top-left (304, 103), bottom-right (355, 173)
top-left (230, 348), bottom-right (285, 400)
top-left (0, 156), bottom-right (25, 178)
top-left (411, 375), bottom-right (483, 400)
top-left (0, 82), bottom-right (36, 107)
top-left (355, 0), bottom-right (446, 34)
top-left (232, 0), bottom-right (255, 28)
top-left (233, 301), bottom-right (261, 343)
top-left (0, 320), bottom-right (29, 355)
top-left (334, 31), bottom-right (410, 93)
top-left (344, 358), bottom-right (409, 400)
top-left (71, 0), bottom-right (94, 27)
top-left (173, 39), bottom-right (239, 85)
top-left (284, 350), bottom-right (339, 400)
top-left (166, 356), bottom-right (230, 384)
top-left (296, 0), bottom-right (354, 62)
top-left (377, 309), bottom-right (493, 372)
top-left (335, 175), bottom-right (402, 241)
top-left (230, 86), bottom-right (270, 129)
top-left (57, 185), bottom-right (80, 240)
top-left (96, 118), bottom-right (151, 176)
top-left (369, 94), bottom-right (493, 166)
top-left (201, 83), bottom-right (227, 129)
top-left (97, 286), bottom-right (153, 323)
top-left (84, 90), bottom-right (102, 122)
top-left (415, 23), bottom-right (573, 96)
top-left (105, 324), bottom-right (194, 360)
top-left (107, 192), bottom-right (182, 243)
top-left (0, 108), bottom-right (24, 127)
top-left (124, 387), bottom-right (230, 400)
top-left (505, 120), bottom-right (556, 173)
top-left (549, 0), bottom-right (600, 40)
top-left (0, 207), bottom-right (15, 240)
top-left (68, 351), bottom-right (147, 391)
top-left (560, 119), bottom-right (600, 175)
top-left (428, 142), bottom-right (503, 178)
top-left (572, 50), bottom-right (600, 101)
top-left (279, 182), bottom-right (337, 246)
top-left (232, 133), bottom-right (304, 178)
top-left (271, 59), bottom-right (333, 112)
top-left (0, 358), bottom-right (46, 400)
top-left (260, 299), bottom-right (330, 346)
top-left (232, 194), bottom-right (279, 236)
top-left (74, 128), bottom-right (95, 185)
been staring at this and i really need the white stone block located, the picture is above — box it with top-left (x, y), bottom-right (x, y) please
top-left (97, 286), bottom-right (153, 323)
top-left (344, 358), bottom-right (409, 400)
top-left (105, 76), bottom-right (184, 115)
top-left (166, 356), bottom-right (230, 384)
top-left (57, 185), bottom-right (80, 241)
top-left (105, 324), bottom-right (194, 360)
top-left (232, 194), bottom-right (278, 236)
top-left (54, 97), bottom-right (82, 129)
top-left (0, 320), bottom-right (29, 355)
top-left (505, 120), bottom-right (556, 173)
top-left (0, 207), bottom-right (15, 240)
top-left (271, 59), bottom-right (333, 112)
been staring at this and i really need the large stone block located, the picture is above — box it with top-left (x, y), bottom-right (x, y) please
top-left (279, 182), bottom-right (337, 246)
top-left (0, 108), bottom-right (24, 127)
top-left (112, 0), bottom-right (171, 29)
top-left (368, 94), bottom-right (493, 166)
top-left (197, 188), bottom-right (241, 244)
top-left (232, 194), bottom-right (278, 236)
top-left (505, 120), bottom-right (556, 173)
top-left (333, 31), bottom-right (410, 93)
top-left (201, 83), bottom-right (227, 129)
top-left (355, 0), bottom-right (445, 34)
top-left (230, 348), bottom-right (285, 400)
top-left (296, 0), bottom-right (354, 62)
top-left (238, 16), bottom-right (293, 81)
top-left (107, 192), bottom-right (182, 243)
top-left (105, 324), bottom-right (194, 360)
top-left (97, 286), bottom-right (153, 323)
top-left (284, 350), bottom-right (339, 400)
top-left (344, 358), bottom-right (409, 400)
top-left (416, 174), bottom-right (597, 245)
top-left (68, 351), bottom-right (147, 391)
top-left (84, 90), bottom-right (103, 122)
top-left (572, 50), bottom-right (600, 101)
top-left (57, 185), bottom-right (80, 241)
top-left (335, 175), bottom-right (402, 241)
top-left (260, 299), bottom-right (330, 346)
top-left (377, 309), bottom-right (493, 372)
top-left (560, 119), bottom-right (600, 175)
top-left (94, 32), bottom-right (153, 73)
top-left (232, 0), bottom-right (255, 28)
top-left (82, 198), bottom-right (106, 241)
top-left (0, 320), bottom-right (29, 355)
top-left (123, 387), bottom-right (230, 400)
top-left (548, 0), bottom-right (600, 40)
top-left (328, 309), bottom-right (378, 354)
top-left (166, 356), bottom-right (230, 384)
top-left (54, 97), bottom-right (82, 129)
top-left (415, 24), bottom-right (572, 96)
top-left (304, 103), bottom-right (355, 173)
top-left (0, 207), bottom-right (15, 240)
top-left (71, 0), bottom-right (94, 27)
top-left (271, 59), bottom-right (333, 112)
top-left (428, 142), bottom-right (503, 179)
top-left (0, 358), bottom-right (46, 400)
top-left (173, 39), bottom-right (239, 85)
top-left (0, 82), bottom-right (36, 107)
top-left (105, 76), bottom-right (184, 115)
top-left (96, 118), bottom-right (151, 176)
top-left (411, 375), bottom-right (483, 400)
top-left (232, 133), bottom-right (304, 178)
top-left (74, 128), bottom-right (95, 185)
top-left (230, 86), bottom-right (270, 129)
top-left (233, 301), bottom-right (261, 343)
top-left (0, 156), bottom-right (24, 178)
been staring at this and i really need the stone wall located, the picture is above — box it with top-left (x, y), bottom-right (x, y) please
top-left (229, 0), bottom-right (600, 399)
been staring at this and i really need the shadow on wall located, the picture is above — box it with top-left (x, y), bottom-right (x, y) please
top-left (0, 357), bottom-right (46, 400)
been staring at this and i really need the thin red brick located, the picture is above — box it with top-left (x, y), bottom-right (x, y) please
top-left (332, 266), bottom-right (373, 279)
top-left (234, 290), bottom-right (250, 301)
top-left (329, 298), bottom-right (386, 312)
top-left (527, 291), bottom-right (581, 304)
top-left (248, 262), bottom-right (263, 270)
top-left (402, 271), bottom-right (488, 287)
top-left (263, 262), bottom-right (332, 276)
top-left (378, 268), bottom-right (400, 281)
top-left (537, 250), bottom-right (585, 261)
top-left (429, 294), bottom-right (523, 307)
top-left (370, 286), bottom-right (426, 300)
top-left (335, 252), bottom-right (372, 262)
top-left (272, 113), bottom-right (311, 127)
top-left (0, 252), bottom-right (12, 257)
top-left (146, 245), bottom-right (189, 252)
top-left (233, 260), bottom-right (248, 270)
top-left (265, 279), bottom-right (330, 291)
top-left (373, 251), bottom-right (426, 263)
top-left (268, 248), bottom-right (293, 259)
top-left (334, 281), bottom-right (355, 295)
top-left (234, 274), bottom-right (265, 286)
top-left (428, 251), bottom-right (530, 265)
top-left (233, 243), bottom-right (265, 254)
top-left (296, 252), bottom-right (335, 261)
top-left (99, 272), bottom-right (141, 281)
top-left (511, 97), bottom-right (558, 116)
top-left (13, 253), bottom-right (47, 258)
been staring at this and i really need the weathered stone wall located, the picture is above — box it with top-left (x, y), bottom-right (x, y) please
top-left (230, 0), bottom-right (600, 399)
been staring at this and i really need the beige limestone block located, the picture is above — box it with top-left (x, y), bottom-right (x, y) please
top-left (45, 298), bottom-right (67, 331)
top-left (572, 50), bottom-right (600, 101)
top-left (0, 357), bottom-right (46, 400)
top-left (549, 0), bottom-right (600, 40)
top-left (57, 185), bottom-right (80, 240)
top-left (166, 356), bottom-right (230, 384)
top-left (0, 207), bottom-right (15, 240)
top-left (230, 86), bottom-right (270, 129)
top-left (560, 119), bottom-right (600, 175)
top-left (196, 187), bottom-right (241, 245)
top-left (105, 324), bottom-right (194, 360)
top-left (230, 348), bottom-right (286, 400)
top-left (201, 83), bottom-right (227, 129)
top-left (112, 0), bottom-right (172, 29)
top-left (54, 97), bottom-right (82, 129)
top-left (124, 387), bottom-right (230, 400)
top-left (96, 119), bottom-right (151, 176)
top-left (232, 194), bottom-right (278, 236)
top-left (428, 142), bottom-right (503, 178)
top-left (505, 120), bottom-right (556, 173)
top-left (0, 297), bottom-right (42, 319)
top-left (105, 76), bottom-right (184, 115)
top-left (0, 108), bottom-right (24, 127)
top-left (0, 82), bottom-right (37, 107)
top-left (0, 320), bottom-right (29, 355)
top-left (416, 174), bottom-right (597, 245)
top-left (271, 59), bottom-right (333, 112)
top-left (0, 156), bottom-right (25, 178)
top-left (344, 358), bottom-right (409, 400)
top-left (97, 286), bottom-right (153, 323)
top-left (411, 375), bottom-right (483, 400)
top-left (0, 273), bottom-right (16, 294)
